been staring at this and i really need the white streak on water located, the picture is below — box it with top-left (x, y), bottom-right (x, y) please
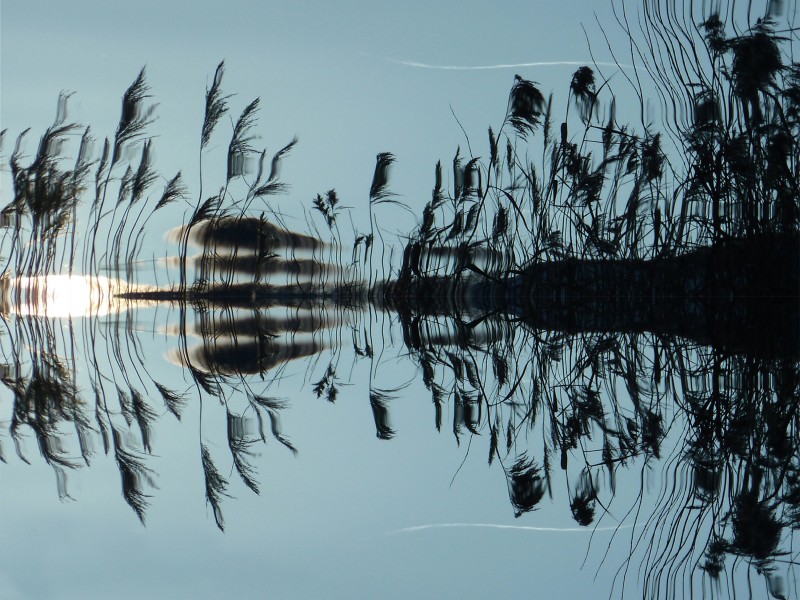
top-left (387, 58), bottom-right (632, 71)
top-left (385, 522), bottom-right (635, 535)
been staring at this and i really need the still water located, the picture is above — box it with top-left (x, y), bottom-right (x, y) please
top-left (1, 285), bottom-right (797, 599)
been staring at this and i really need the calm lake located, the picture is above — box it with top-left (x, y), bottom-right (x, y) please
top-left (2, 1), bottom-right (799, 599)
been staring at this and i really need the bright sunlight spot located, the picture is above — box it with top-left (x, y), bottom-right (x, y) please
top-left (1, 274), bottom-right (130, 318)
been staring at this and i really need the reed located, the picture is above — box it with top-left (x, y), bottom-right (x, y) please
top-left (4, 8), bottom-right (796, 308)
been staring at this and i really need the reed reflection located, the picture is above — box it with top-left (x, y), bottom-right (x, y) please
top-left (2, 302), bottom-right (798, 595)
top-left (168, 307), bottom-right (333, 378)
top-left (396, 310), bottom-right (800, 596)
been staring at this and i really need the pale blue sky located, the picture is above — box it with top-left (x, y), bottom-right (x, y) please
top-left (2, 0), bottom-right (628, 251)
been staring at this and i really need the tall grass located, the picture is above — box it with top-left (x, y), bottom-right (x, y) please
top-left (3, 2), bottom-right (796, 305)
top-left (388, 0), bottom-right (797, 301)
top-left (610, 0), bottom-right (800, 244)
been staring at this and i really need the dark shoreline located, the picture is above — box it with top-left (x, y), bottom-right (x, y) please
top-left (117, 233), bottom-right (800, 358)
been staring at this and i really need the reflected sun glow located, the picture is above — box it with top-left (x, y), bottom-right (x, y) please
top-left (1, 275), bottom-right (132, 318)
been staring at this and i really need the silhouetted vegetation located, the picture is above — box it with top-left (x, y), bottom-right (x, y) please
top-left (1, 0), bottom-right (798, 598)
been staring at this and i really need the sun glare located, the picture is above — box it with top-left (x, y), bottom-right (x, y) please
top-left (1, 275), bottom-right (130, 318)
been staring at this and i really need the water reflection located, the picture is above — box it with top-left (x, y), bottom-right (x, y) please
top-left (0, 274), bottom-right (141, 317)
top-left (2, 2), bottom-right (798, 596)
top-left (166, 306), bottom-right (332, 375)
top-left (1, 297), bottom-right (797, 596)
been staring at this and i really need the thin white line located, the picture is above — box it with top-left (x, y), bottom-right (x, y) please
top-left (387, 58), bottom-right (632, 71)
top-left (386, 522), bottom-right (634, 535)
